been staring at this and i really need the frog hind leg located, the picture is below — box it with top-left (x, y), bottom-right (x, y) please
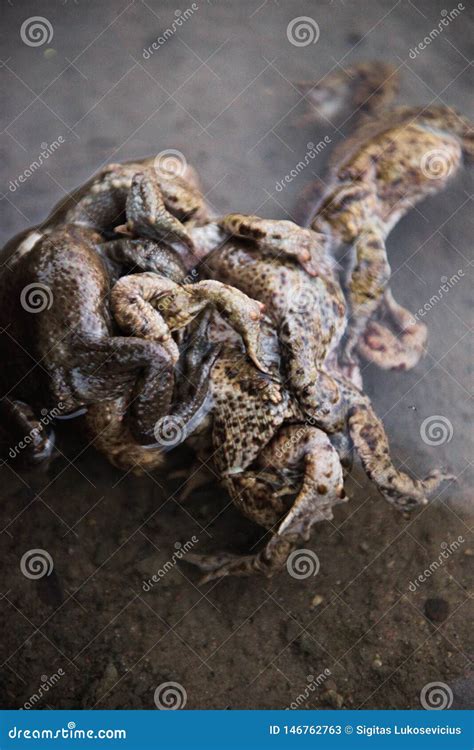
top-left (84, 330), bottom-right (219, 472)
top-left (73, 333), bottom-right (175, 444)
top-left (346, 391), bottom-right (455, 510)
top-left (342, 223), bottom-right (391, 363)
top-left (186, 425), bottom-right (347, 582)
top-left (357, 288), bottom-right (427, 371)
top-left (97, 238), bottom-right (187, 284)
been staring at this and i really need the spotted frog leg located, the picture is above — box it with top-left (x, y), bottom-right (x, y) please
top-left (188, 425), bottom-right (347, 581)
top-left (187, 368), bottom-right (453, 581)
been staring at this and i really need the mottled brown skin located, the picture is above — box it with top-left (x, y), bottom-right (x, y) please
top-left (297, 64), bottom-right (473, 367)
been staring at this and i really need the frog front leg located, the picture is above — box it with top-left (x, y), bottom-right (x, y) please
top-left (115, 171), bottom-right (196, 268)
top-left (218, 213), bottom-right (326, 276)
top-left (0, 398), bottom-right (55, 468)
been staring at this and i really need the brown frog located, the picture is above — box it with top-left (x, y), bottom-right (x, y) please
top-left (295, 62), bottom-right (473, 367)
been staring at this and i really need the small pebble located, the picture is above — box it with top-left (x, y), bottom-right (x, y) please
top-left (424, 597), bottom-right (449, 623)
top-left (311, 594), bottom-right (324, 608)
top-left (464, 548), bottom-right (473, 556)
top-left (373, 654), bottom-right (383, 668)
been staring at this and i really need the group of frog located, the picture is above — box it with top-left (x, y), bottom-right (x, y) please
top-left (1, 63), bottom-right (471, 581)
